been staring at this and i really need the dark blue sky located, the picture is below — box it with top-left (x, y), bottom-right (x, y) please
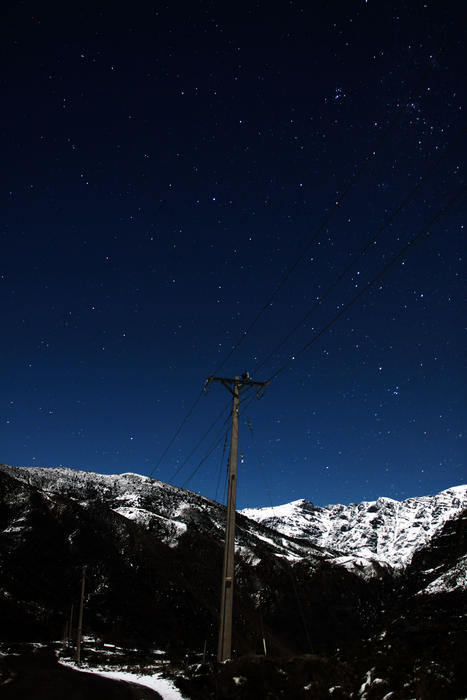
top-left (2, 1), bottom-right (465, 508)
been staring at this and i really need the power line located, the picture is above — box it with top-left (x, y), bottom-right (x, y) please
top-left (151, 19), bottom-right (465, 477)
top-left (211, 19), bottom-right (465, 377)
top-left (215, 428), bottom-right (230, 503)
top-left (161, 382), bottom-right (265, 492)
top-left (180, 380), bottom-right (267, 492)
top-left (153, 136), bottom-right (463, 492)
top-left (168, 381), bottom-right (265, 487)
top-left (181, 411), bottom-right (234, 490)
top-left (253, 126), bottom-right (467, 376)
top-left (267, 184), bottom-right (467, 384)
top-left (165, 125), bottom-right (464, 489)
top-left (166, 401), bottom-right (231, 485)
top-left (149, 388), bottom-right (205, 479)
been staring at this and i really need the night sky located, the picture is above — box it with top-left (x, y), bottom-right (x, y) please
top-left (2, 1), bottom-right (466, 509)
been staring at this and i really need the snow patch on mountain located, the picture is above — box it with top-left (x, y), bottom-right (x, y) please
top-left (112, 506), bottom-right (188, 544)
top-left (417, 554), bottom-right (467, 595)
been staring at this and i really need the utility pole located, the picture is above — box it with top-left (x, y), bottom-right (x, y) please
top-left (76, 566), bottom-right (86, 665)
top-left (68, 603), bottom-right (74, 647)
top-left (205, 372), bottom-right (267, 662)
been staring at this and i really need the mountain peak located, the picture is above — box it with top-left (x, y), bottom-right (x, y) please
top-left (241, 485), bottom-right (467, 569)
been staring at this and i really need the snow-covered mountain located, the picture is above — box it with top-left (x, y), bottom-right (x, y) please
top-left (1, 463), bottom-right (466, 697)
top-left (0, 462), bottom-right (356, 657)
top-left (0, 463), bottom-right (322, 562)
top-left (2, 463), bottom-right (465, 576)
top-left (242, 485), bottom-right (467, 570)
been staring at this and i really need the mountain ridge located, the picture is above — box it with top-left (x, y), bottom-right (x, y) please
top-left (241, 484), bottom-right (467, 571)
top-left (4, 462), bottom-right (465, 574)
top-left (1, 463), bottom-right (466, 697)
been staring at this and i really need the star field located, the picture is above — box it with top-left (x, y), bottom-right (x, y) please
top-left (1, 1), bottom-right (465, 508)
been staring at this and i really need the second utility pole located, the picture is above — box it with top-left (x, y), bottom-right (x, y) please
top-left (75, 565), bottom-right (86, 665)
top-left (205, 372), bottom-right (267, 663)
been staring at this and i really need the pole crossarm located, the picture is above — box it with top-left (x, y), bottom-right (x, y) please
top-left (208, 372), bottom-right (267, 663)
top-left (205, 372), bottom-right (268, 398)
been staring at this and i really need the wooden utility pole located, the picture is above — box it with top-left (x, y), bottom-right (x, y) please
top-left (76, 566), bottom-right (86, 665)
top-left (205, 372), bottom-right (267, 662)
top-left (68, 603), bottom-right (74, 646)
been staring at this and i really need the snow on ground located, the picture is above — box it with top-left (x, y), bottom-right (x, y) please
top-left (90, 669), bottom-right (187, 700)
top-left (113, 505), bottom-right (162, 525)
top-left (59, 661), bottom-right (188, 700)
top-left (112, 506), bottom-right (187, 537)
top-left (236, 545), bottom-right (261, 566)
top-left (418, 554), bottom-right (467, 595)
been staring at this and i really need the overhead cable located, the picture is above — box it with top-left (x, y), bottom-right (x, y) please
top-left (267, 184), bottom-right (467, 384)
top-left (254, 126), bottom-right (467, 375)
top-left (152, 18), bottom-right (465, 476)
top-left (166, 401), bottom-right (231, 484)
top-left (212, 20), bottom-right (465, 377)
